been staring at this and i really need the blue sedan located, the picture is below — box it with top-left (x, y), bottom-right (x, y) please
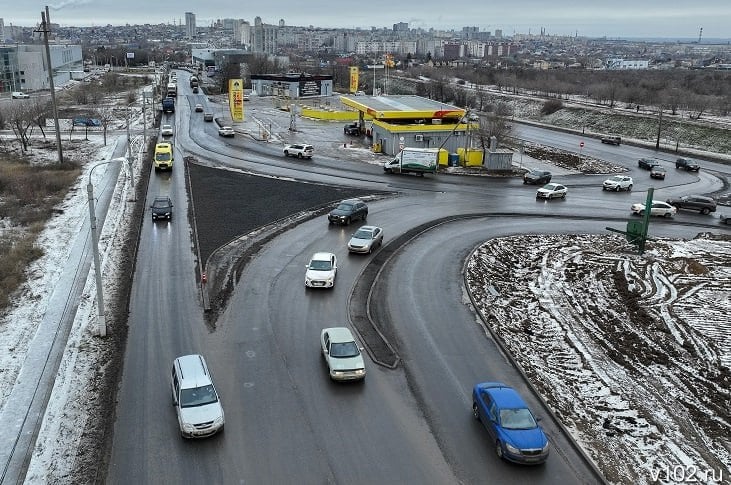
top-left (472, 382), bottom-right (550, 464)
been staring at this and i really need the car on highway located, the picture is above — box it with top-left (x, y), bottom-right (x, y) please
top-left (153, 142), bottom-right (173, 171)
top-left (150, 196), bottom-right (173, 221)
top-left (218, 126), bottom-right (235, 137)
top-left (171, 354), bottom-right (225, 438)
top-left (192, 86), bottom-right (199, 93)
top-left (161, 124), bottom-right (174, 137)
top-left (638, 158), bottom-right (660, 170)
top-left (522, 170), bottom-right (552, 185)
top-left (347, 225), bottom-right (383, 254)
top-left (600, 135), bottom-right (621, 145)
top-left (283, 143), bottom-right (314, 159)
top-left (650, 165), bottom-right (666, 179)
top-left (203, 112), bottom-right (214, 122)
top-left (328, 198), bottom-right (368, 225)
top-left (320, 327), bottom-right (366, 381)
top-left (304, 252), bottom-right (337, 289)
top-left (472, 382), bottom-right (550, 464)
top-left (194, 103), bottom-right (203, 112)
top-left (676, 157), bottom-right (700, 172)
top-left (631, 200), bottom-right (677, 218)
top-left (665, 195), bottom-right (716, 215)
top-left (11, 91), bottom-right (30, 99)
top-left (720, 214), bottom-right (731, 225)
top-left (536, 183), bottom-right (567, 199)
top-left (602, 175), bottom-right (633, 191)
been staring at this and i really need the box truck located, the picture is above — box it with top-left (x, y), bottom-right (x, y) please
top-left (166, 82), bottom-right (177, 97)
top-left (162, 97), bottom-right (175, 113)
top-left (383, 147), bottom-right (443, 175)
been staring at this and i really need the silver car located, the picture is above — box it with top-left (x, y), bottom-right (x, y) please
top-left (320, 327), bottom-right (366, 381)
top-left (347, 225), bottom-right (383, 254)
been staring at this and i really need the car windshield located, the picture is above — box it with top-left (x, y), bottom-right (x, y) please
top-left (179, 385), bottom-right (218, 408)
top-left (155, 152), bottom-right (171, 161)
top-left (152, 199), bottom-right (170, 208)
top-left (309, 259), bottom-right (332, 271)
top-left (330, 341), bottom-right (359, 358)
top-left (353, 229), bottom-right (373, 239)
top-left (499, 408), bottom-right (537, 429)
top-left (336, 203), bottom-right (355, 212)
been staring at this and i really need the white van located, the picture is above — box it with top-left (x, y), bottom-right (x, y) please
top-left (171, 354), bottom-right (225, 438)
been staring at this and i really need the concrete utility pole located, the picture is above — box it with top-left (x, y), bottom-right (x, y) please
top-left (40, 6), bottom-right (63, 163)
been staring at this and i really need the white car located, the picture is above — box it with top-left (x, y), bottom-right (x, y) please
top-left (602, 175), bottom-right (633, 191)
top-left (218, 126), bottom-right (235, 137)
top-left (11, 91), bottom-right (30, 99)
top-left (305, 252), bottom-right (337, 288)
top-left (161, 124), bottom-right (174, 137)
top-left (631, 200), bottom-right (677, 218)
top-left (283, 143), bottom-right (314, 159)
top-left (347, 225), bottom-right (383, 254)
top-left (320, 327), bottom-right (366, 381)
top-left (536, 183), bottom-right (567, 199)
top-left (171, 354), bottom-right (225, 438)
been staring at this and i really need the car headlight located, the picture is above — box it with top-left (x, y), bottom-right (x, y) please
top-left (182, 423), bottom-right (196, 432)
top-left (505, 442), bottom-right (520, 454)
top-left (213, 416), bottom-right (224, 426)
top-left (541, 442), bottom-right (550, 453)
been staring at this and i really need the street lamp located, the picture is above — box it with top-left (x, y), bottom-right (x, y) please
top-left (86, 158), bottom-right (131, 337)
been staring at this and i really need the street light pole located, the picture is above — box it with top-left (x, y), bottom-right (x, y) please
top-left (87, 163), bottom-right (108, 337)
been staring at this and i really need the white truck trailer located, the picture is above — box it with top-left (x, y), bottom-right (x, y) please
top-left (383, 147), bottom-right (444, 175)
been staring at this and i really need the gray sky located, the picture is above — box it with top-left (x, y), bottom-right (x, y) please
top-left (5, 0), bottom-right (731, 39)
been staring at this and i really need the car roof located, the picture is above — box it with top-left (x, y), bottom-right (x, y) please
top-left (155, 142), bottom-right (172, 149)
top-left (311, 252), bottom-right (335, 260)
top-left (340, 198), bottom-right (363, 204)
top-left (356, 225), bottom-right (379, 232)
top-left (322, 327), bottom-right (355, 343)
top-left (474, 382), bottom-right (528, 409)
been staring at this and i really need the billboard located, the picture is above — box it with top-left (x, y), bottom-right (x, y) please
top-left (298, 79), bottom-right (322, 97)
top-left (229, 78), bottom-right (244, 122)
top-left (349, 66), bottom-right (359, 93)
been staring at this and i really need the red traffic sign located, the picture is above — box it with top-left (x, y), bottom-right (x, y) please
top-left (579, 141), bottom-right (585, 148)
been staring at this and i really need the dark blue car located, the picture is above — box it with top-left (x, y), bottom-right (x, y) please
top-left (472, 382), bottom-right (550, 464)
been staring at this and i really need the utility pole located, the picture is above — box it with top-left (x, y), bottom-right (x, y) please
top-left (39, 6), bottom-right (63, 163)
top-left (655, 106), bottom-right (663, 150)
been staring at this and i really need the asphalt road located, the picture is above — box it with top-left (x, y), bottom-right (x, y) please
top-left (106, 73), bottom-right (729, 484)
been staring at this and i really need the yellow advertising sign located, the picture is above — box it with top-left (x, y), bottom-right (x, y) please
top-left (229, 78), bottom-right (244, 122)
top-left (349, 66), bottom-right (359, 93)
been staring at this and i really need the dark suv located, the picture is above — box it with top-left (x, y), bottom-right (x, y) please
top-left (638, 158), bottom-right (660, 170)
top-left (328, 199), bottom-right (368, 225)
top-left (675, 158), bottom-right (700, 171)
top-left (344, 123), bottom-right (360, 135)
top-left (666, 195), bottom-right (716, 215)
top-left (523, 170), bottom-right (552, 185)
top-left (151, 196), bottom-right (173, 221)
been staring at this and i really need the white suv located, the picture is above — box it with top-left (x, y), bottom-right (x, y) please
top-left (171, 354), bottom-right (225, 438)
top-left (283, 143), bottom-right (314, 159)
top-left (11, 91), bottom-right (30, 99)
top-left (602, 175), bottom-right (633, 192)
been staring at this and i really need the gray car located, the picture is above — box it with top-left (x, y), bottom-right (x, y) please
top-left (328, 198), bottom-right (368, 225)
top-left (347, 225), bottom-right (383, 254)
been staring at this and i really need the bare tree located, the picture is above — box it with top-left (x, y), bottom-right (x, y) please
top-left (7, 99), bottom-right (48, 152)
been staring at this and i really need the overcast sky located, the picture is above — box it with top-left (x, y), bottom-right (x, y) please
top-left (5, 1), bottom-right (731, 39)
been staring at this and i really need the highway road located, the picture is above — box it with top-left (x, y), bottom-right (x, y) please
top-left (106, 72), bottom-right (729, 484)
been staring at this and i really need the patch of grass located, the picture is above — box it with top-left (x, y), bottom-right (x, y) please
top-left (0, 153), bottom-right (81, 309)
top-left (0, 158), bottom-right (82, 225)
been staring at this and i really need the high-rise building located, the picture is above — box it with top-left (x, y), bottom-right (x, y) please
top-left (0, 18), bottom-right (5, 43)
top-left (185, 12), bottom-right (196, 39)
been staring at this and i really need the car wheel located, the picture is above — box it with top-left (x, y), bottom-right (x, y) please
top-left (297, 153), bottom-right (303, 158)
top-left (639, 210), bottom-right (645, 216)
top-left (496, 441), bottom-right (504, 460)
top-left (561, 193), bottom-right (566, 199)
top-left (363, 212), bottom-right (368, 221)
top-left (345, 217), bottom-right (351, 225)
top-left (664, 212), bottom-right (673, 218)
top-left (284, 151), bottom-right (289, 157)
top-left (615, 186), bottom-right (621, 192)
top-left (627, 185), bottom-right (632, 191)
top-left (701, 208), bottom-right (710, 215)
top-left (472, 403), bottom-right (480, 421)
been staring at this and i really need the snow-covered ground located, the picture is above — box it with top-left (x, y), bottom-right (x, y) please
top-left (1, 85), bottom-right (729, 484)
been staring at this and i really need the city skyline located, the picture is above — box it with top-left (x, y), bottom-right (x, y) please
top-left (4, 1), bottom-right (731, 40)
